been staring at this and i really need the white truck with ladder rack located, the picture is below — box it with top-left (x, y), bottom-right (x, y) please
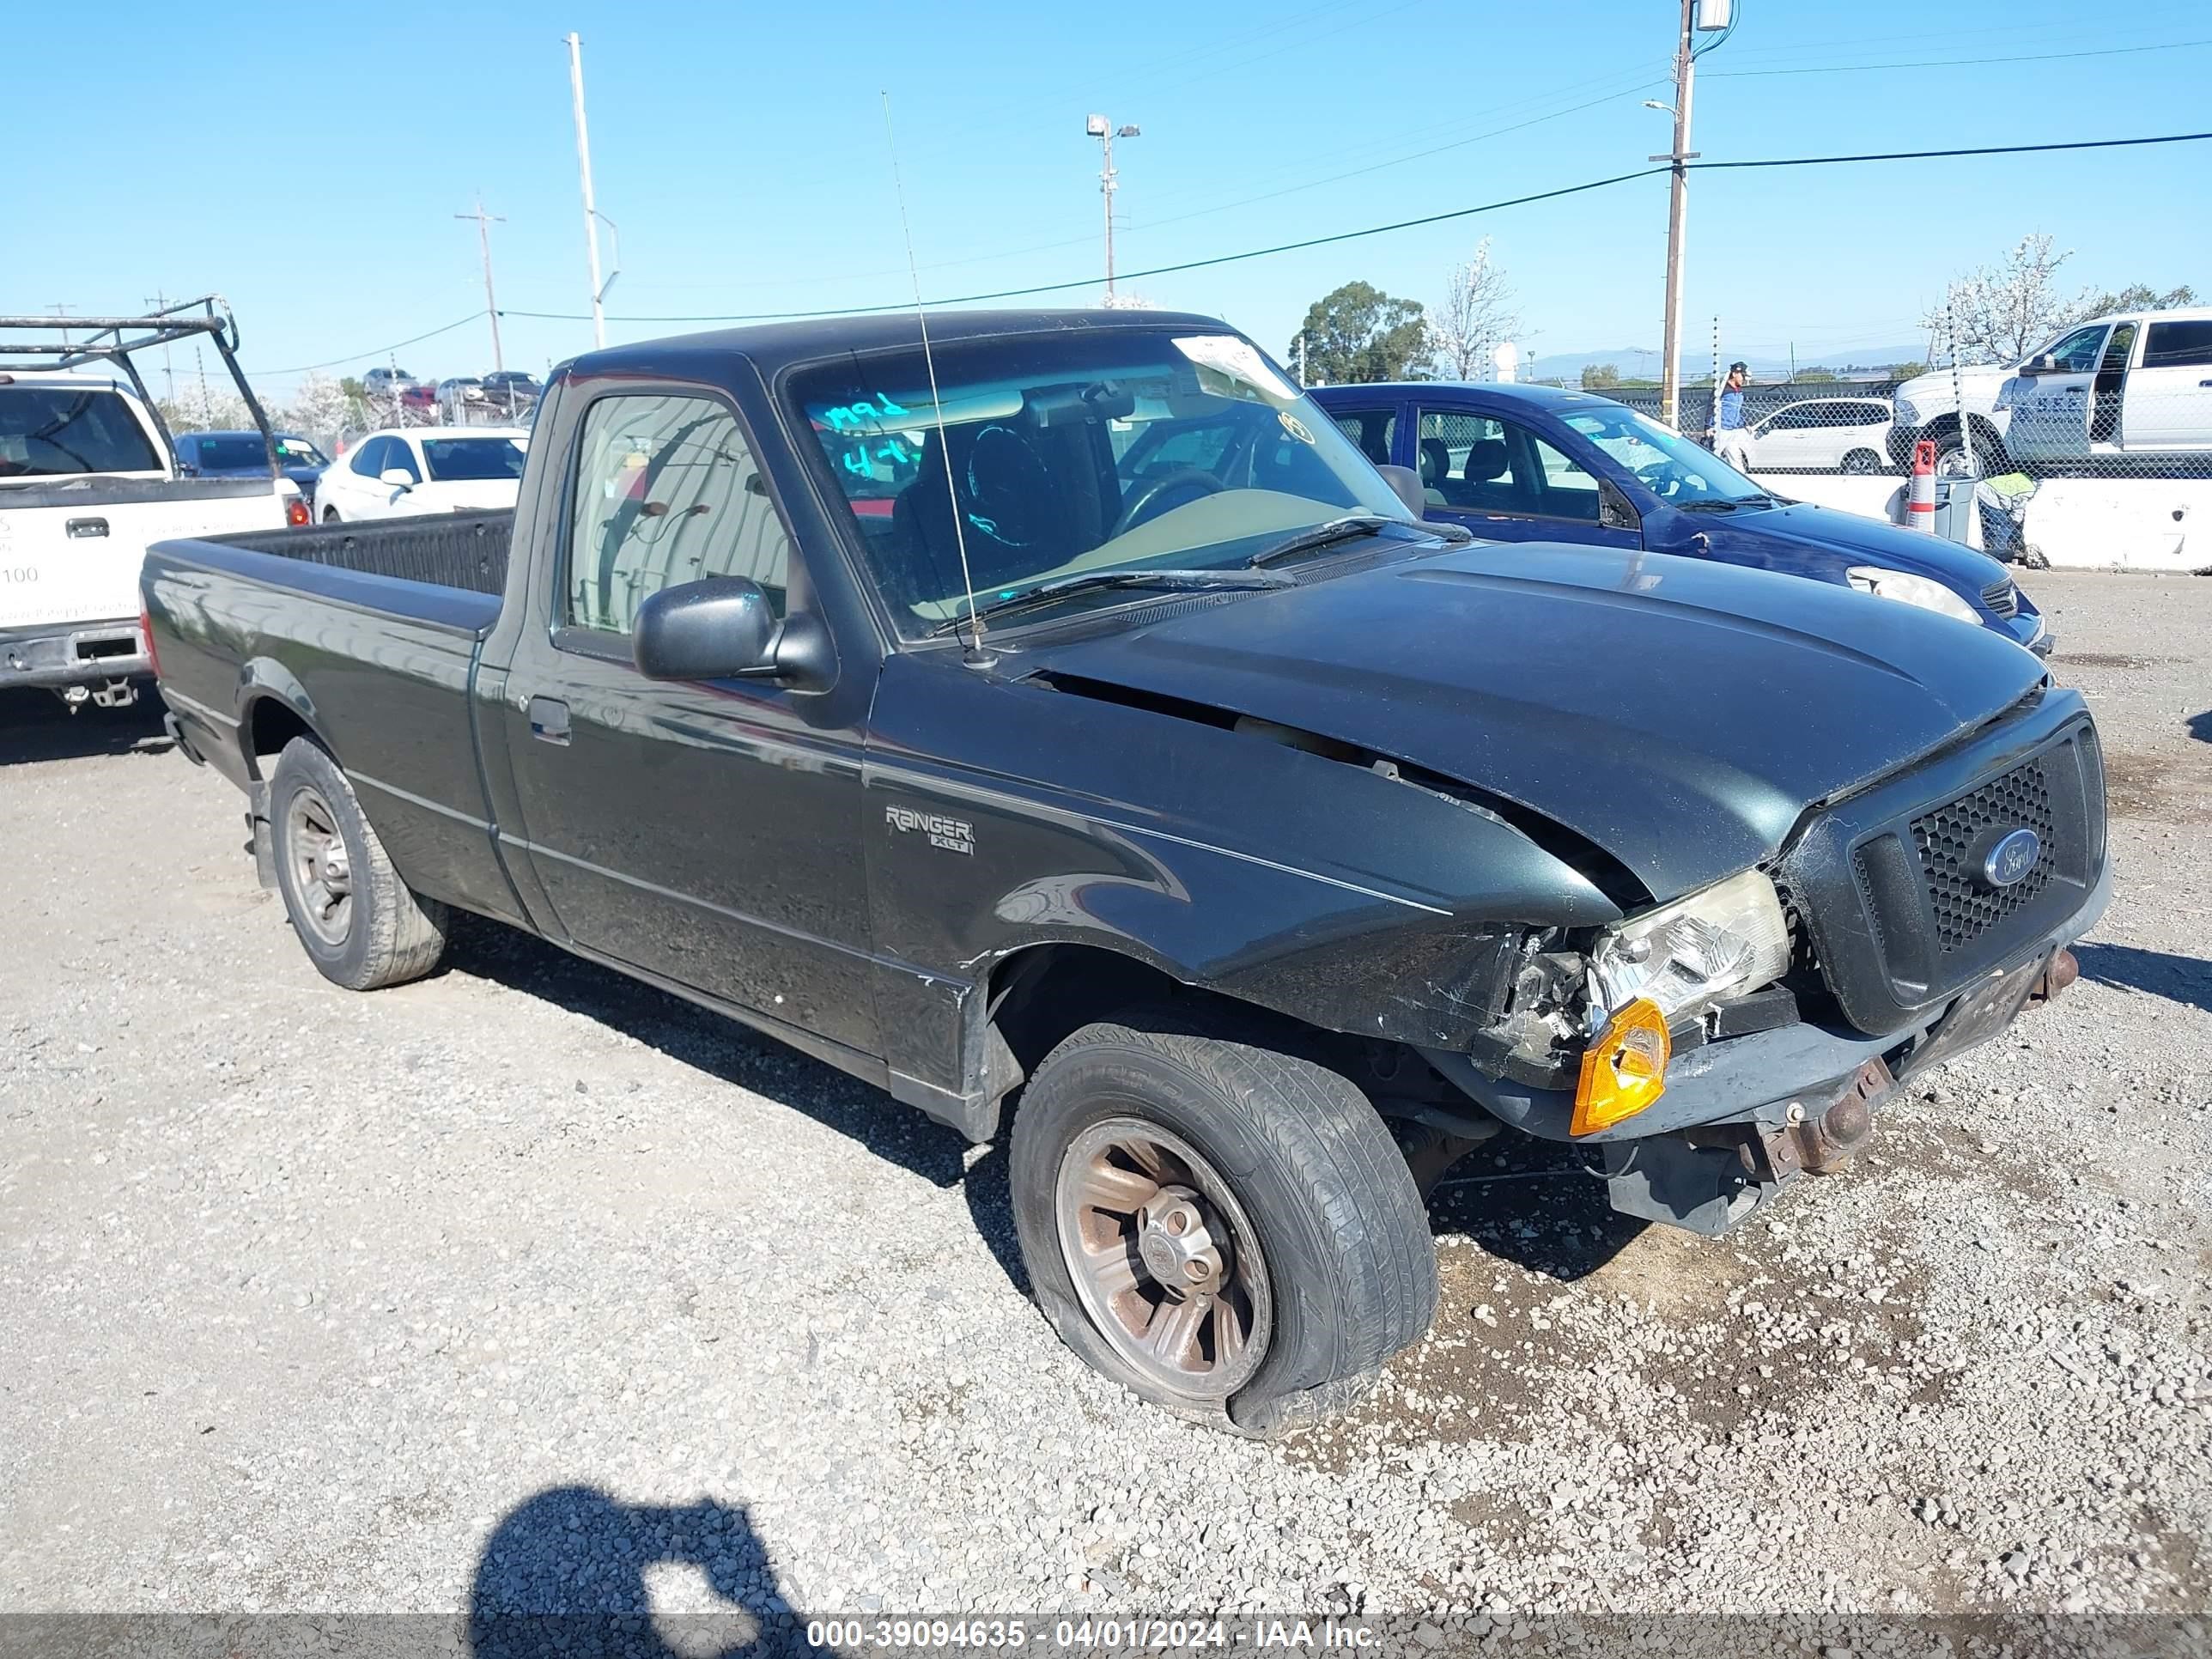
top-left (0, 298), bottom-right (303, 711)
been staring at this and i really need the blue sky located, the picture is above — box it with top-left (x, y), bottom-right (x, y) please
top-left (13, 0), bottom-right (2208, 398)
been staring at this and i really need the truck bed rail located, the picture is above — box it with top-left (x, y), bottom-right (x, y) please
top-left (216, 513), bottom-right (512, 597)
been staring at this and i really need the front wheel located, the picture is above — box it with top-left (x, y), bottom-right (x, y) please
top-left (268, 737), bottom-right (448, 990)
top-left (1842, 447), bottom-right (1883, 474)
top-left (321, 505), bottom-right (341, 523)
top-left (1009, 1008), bottom-right (1437, 1435)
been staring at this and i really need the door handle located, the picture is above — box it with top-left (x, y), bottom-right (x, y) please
top-left (65, 517), bottom-right (110, 538)
top-left (527, 696), bottom-right (571, 745)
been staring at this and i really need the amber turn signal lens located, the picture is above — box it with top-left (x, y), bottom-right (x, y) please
top-left (1571, 997), bottom-right (1670, 1137)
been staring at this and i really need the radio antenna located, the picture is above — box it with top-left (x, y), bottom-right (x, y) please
top-left (881, 91), bottom-right (988, 662)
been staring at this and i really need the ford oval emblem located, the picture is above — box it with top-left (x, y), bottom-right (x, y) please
top-left (1982, 827), bottom-right (2041, 888)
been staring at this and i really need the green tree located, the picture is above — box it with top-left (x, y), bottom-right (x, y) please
top-left (2069, 283), bottom-right (2197, 320)
top-left (1580, 362), bottom-right (1620, 390)
top-left (1796, 369), bottom-right (1838, 384)
top-left (1887, 362), bottom-right (1928, 380)
top-left (1287, 282), bottom-right (1429, 385)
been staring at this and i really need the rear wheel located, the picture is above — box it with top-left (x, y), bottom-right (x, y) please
top-left (267, 737), bottom-right (447, 990)
top-left (1009, 1006), bottom-right (1437, 1436)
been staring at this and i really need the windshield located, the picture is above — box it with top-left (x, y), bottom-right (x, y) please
top-left (791, 329), bottom-right (1415, 635)
top-left (0, 386), bottom-right (162, 478)
top-left (191, 435), bottom-right (274, 471)
top-left (420, 435), bottom-right (526, 482)
top-left (1560, 405), bottom-right (1768, 505)
top-left (277, 437), bottom-right (329, 467)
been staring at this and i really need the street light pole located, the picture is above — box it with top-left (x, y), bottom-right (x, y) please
top-left (1086, 114), bottom-right (1140, 301)
top-left (567, 31), bottom-right (606, 349)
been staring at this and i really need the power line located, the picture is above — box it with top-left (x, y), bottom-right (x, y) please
top-left (499, 127), bottom-right (2212, 330)
top-left (498, 167), bottom-right (1670, 327)
top-left (250, 311), bottom-right (488, 376)
top-left (1686, 129), bottom-right (2212, 171)
top-left (1705, 36), bottom-right (2212, 76)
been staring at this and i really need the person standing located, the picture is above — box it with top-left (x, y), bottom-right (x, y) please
top-left (1710, 362), bottom-right (1755, 471)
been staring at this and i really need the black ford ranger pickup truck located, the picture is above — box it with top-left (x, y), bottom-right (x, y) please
top-left (144, 310), bottom-right (2109, 1434)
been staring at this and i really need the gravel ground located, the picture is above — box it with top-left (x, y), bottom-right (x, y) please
top-left (2, 570), bottom-right (2208, 1641)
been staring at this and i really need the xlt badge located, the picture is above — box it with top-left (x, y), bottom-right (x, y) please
top-left (886, 804), bottom-right (975, 856)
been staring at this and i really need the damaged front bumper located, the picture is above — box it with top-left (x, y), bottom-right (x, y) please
top-left (1419, 860), bottom-right (2108, 1237)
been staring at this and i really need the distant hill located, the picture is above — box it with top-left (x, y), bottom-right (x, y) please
top-left (1522, 344), bottom-right (1926, 385)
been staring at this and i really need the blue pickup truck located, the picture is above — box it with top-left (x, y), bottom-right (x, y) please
top-left (1310, 382), bottom-right (2047, 654)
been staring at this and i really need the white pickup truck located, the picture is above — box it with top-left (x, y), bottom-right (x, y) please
top-left (1890, 306), bottom-right (2212, 476)
top-left (1, 301), bottom-right (303, 711)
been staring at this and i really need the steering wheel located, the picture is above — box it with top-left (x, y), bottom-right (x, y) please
top-left (1632, 459), bottom-right (1678, 498)
top-left (1111, 467), bottom-right (1224, 537)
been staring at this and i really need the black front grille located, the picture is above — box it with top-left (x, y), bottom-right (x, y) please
top-left (1980, 577), bottom-right (2018, 617)
top-left (1778, 699), bottom-right (2103, 1036)
top-left (1908, 758), bottom-right (2057, 953)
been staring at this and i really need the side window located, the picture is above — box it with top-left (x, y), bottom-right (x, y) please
top-left (386, 438), bottom-right (422, 483)
top-left (565, 392), bottom-right (791, 636)
top-left (1765, 405), bottom-right (1810, 431)
top-left (350, 435), bottom-right (388, 477)
top-left (2143, 319), bottom-right (2212, 368)
top-left (1522, 432), bottom-right (1601, 522)
top-left (2099, 324), bottom-right (2136, 374)
top-left (1415, 409), bottom-right (1512, 510)
top-left (1324, 408), bottom-right (1397, 468)
top-left (2045, 325), bottom-right (2108, 373)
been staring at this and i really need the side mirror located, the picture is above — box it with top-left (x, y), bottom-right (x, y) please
top-left (379, 468), bottom-right (415, 489)
top-left (1598, 479), bottom-right (1642, 534)
top-left (2021, 354), bottom-right (2061, 374)
top-left (633, 575), bottom-right (835, 690)
top-left (1376, 464), bottom-right (1426, 519)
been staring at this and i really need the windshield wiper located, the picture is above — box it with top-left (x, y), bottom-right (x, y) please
top-left (1679, 492), bottom-right (1776, 512)
top-left (1247, 514), bottom-right (1469, 568)
top-left (927, 567), bottom-right (1293, 635)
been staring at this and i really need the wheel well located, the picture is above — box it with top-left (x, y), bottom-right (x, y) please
top-left (985, 944), bottom-right (1192, 1087)
top-left (245, 698), bottom-right (318, 777)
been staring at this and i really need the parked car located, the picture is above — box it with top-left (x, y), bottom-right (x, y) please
top-left (437, 376), bottom-right (486, 415)
top-left (1, 300), bottom-right (304, 712)
top-left (479, 370), bottom-right (542, 413)
top-left (1891, 306), bottom-right (2212, 475)
top-left (362, 367), bottom-right (417, 398)
top-left (1996, 307), bottom-right (2212, 471)
top-left (313, 426), bottom-right (527, 521)
top-left (1313, 383), bottom-right (2046, 654)
top-left (1744, 397), bottom-right (1893, 473)
top-left (178, 429), bottom-right (331, 501)
top-left (146, 309), bottom-right (2107, 1433)
top-left (399, 382), bottom-right (439, 416)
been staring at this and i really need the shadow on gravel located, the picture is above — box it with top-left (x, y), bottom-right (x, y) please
top-left (2075, 940), bottom-right (2212, 1015)
top-left (1426, 1134), bottom-right (1646, 1282)
top-left (443, 916), bottom-right (972, 1189)
top-left (2189, 708), bottom-right (2211, 744)
top-left (470, 1486), bottom-right (828, 1657)
top-left (0, 688), bottom-right (170, 765)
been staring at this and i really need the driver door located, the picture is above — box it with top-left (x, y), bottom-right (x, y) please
top-left (1415, 405), bottom-right (1636, 548)
top-left (2007, 322), bottom-right (2107, 466)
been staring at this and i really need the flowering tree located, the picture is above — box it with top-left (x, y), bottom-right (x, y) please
top-left (1427, 239), bottom-right (1521, 380)
top-left (282, 372), bottom-right (353, 444)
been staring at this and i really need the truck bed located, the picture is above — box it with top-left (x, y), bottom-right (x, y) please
top-left (214, 510), bottom-right (513, 597)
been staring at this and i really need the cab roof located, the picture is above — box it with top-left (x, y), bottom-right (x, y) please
top-left (564, 307), bottom-right (1240, 382)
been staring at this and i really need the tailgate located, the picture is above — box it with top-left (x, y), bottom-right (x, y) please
top-left (0, 483), bottom-right (288, 629)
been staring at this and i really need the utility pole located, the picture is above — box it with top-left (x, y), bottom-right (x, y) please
top-left (567, 32), bottom-right (607, 348)
top-left (1653, 0), bottom-right (1698, 431)
top-left (144, 291), bottom-right (176, 400)
top-left (1085, 114), bottom-right (1140, 301)
top-left (47, 303), bottom-right (75, 349)
top-left (1652, 0), bottom-right (1735, 430)
top-left (456, 197), bottom-right (507, 369)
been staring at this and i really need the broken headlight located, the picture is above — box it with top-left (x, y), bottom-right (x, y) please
top-left (1588, 869), bottom-right (1791, 1031)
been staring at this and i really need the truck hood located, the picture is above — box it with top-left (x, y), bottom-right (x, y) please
top-left (1895, 367), bottom-right (2011, 413)
top-left (1017, 542), bottom-right (2045, 901)
top-left (1702, 500), bottom-right (2012, 595)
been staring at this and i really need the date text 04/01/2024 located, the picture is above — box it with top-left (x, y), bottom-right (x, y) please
top-left (802, 1618), bottom-right (1381, 1650)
